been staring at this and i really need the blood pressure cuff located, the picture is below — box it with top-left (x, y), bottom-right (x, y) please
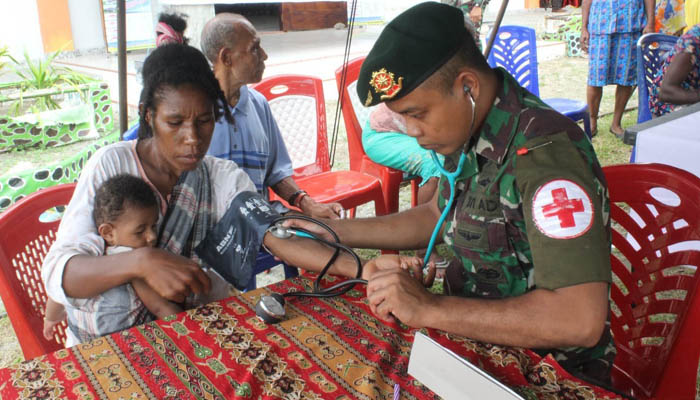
top-left (194, 191), bottom-right (282, 290)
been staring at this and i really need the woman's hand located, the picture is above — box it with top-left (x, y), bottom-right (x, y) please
top-left (643, 22), bottom-right (655, 34)
top-left (580, 28), bottom-right (590, 52)
top-left (134, 247), bottom-right (211, 303)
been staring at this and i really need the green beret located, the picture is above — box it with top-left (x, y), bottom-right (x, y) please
top-left (357, 2), bottom-right (467, 107)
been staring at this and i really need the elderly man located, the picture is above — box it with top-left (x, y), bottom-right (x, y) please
top-left (294, 2), bottom-right (616, 384)
top-left (200, 13), bottom-right (341, 219)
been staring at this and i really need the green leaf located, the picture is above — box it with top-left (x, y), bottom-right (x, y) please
top-left (5, 48), bottom-right (93, 114)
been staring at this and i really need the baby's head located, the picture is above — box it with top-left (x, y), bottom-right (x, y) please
top-left (93, 174), bottom-right (159, 249)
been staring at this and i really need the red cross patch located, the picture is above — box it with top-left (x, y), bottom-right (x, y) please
top-left (532, 179), bottom-right (594, 239)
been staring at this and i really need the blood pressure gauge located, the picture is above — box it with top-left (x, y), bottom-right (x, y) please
top-left (255, 293), bottom-right (286, 323)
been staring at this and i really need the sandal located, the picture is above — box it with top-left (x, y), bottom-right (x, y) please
top-left (609, 127), bottom-right (625, 139)
top-left (590, 115), bottom-right (598, 138)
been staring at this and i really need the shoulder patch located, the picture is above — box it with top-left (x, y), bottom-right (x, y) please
top-left (532, 179), bottom-right (593, 239)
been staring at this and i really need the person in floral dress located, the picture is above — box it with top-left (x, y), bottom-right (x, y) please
top-left (649, 24), bottom-right (700, 116)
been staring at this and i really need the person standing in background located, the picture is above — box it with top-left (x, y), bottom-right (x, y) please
top-left (581, 0), bottom-right (655, 137)
top-left (541, 0), bottom-right (565, 12)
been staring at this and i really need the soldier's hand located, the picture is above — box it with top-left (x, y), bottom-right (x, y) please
top-left (366, 268), bottom-right (437, 327)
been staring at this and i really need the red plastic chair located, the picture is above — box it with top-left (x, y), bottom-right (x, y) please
top-left (0, 183), bottom-right (75, 359)
top-left (604, 163), bottom-right (700, 399)
top-left (252, 74), bottom-right (387, 217)
top-left (335, 57), bottom-right (419, 214)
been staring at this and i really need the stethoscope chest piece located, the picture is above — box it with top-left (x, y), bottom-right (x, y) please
top-left (255, 293), bottom-right (286, 324)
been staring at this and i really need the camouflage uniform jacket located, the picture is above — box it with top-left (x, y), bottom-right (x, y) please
top-left (439, 68), bottom-right (616, 382)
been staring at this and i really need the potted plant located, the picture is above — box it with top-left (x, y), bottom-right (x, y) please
top-left (0, 49), bottom-right (114, 152)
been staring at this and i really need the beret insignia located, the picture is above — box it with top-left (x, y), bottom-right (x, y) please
top-left (365, 90), bottom-right (373, 107)
top-left (370, 68), bottom-right (403, 100)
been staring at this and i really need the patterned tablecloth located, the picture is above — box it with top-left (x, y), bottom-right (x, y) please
top-left (0, 276), bottom-right (623, 399)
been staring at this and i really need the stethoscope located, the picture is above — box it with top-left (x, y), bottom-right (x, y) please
top-left (255, 215), bottom-right (368, 323)
top-left (421, 86), bottom-right (475, 268)
top-left (255, 86), bottom-right (476, 324)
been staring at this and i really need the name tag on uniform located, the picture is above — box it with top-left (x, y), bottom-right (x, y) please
top-left (408, 332), bottom-right (524, 400)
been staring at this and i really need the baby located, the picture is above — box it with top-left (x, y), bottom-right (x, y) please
top-left (43, 174), bottom-right (181, 343)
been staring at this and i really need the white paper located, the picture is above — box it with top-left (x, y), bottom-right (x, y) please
top-left (408, 332), bottom-right (524, 400)
top-left (635, 110), bottom-right (700, 179)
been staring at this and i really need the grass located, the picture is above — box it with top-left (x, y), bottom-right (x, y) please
top-left (0, 303), bottom-right (22, 368)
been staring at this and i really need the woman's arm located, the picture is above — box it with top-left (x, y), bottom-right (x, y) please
top-left (644, 0), bottom-right (656, 33)
top-left (263, 233), bottom-right (362, 278)
top-left (659, 52), bottom-right (700, 104)
top-left (580, 0), bottom-right (592, 52)
top-left (43, 143), bottom-right (210, 305)
top-left (63, 248), bottom-right (210, 303)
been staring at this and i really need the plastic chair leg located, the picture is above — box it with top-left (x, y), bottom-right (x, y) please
top-left (411, 179), bottom-right (420, 208)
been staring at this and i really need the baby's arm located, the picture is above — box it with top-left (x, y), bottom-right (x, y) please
top-left (43, 298), bottom-right (66, 340)
top-left (131, 279), bottom-right (182, 319)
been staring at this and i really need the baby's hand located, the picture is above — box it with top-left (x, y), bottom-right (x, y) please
top-left (43, 317), bottom-right (64, 340)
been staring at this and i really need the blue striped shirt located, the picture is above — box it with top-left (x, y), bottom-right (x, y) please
top-left (208, 85), bottom-right (293, 197)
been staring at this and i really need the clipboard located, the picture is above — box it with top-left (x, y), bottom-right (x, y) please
top-left (408, 332), bottom-right (524, 400)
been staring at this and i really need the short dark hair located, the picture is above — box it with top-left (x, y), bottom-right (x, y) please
top-left (137, 43), bottom-right (233, 140)
top-left (158, 12), bottom-right (189, 44)
top-left (93, 174), bottom-right (157, 227)
top-left (424, 30), bottom-right (491, 93)
top-left (200, 13), bottom-right (242, 63)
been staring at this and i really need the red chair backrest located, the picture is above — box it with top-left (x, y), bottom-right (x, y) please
top-left (335, 56), bottom-right (372, 173)
top-left (604, 163), bottom-right (700, 399)
top-left (252, 75), bottom-right (329, 178)
top-left (0, 183), bottom-right (75, 359)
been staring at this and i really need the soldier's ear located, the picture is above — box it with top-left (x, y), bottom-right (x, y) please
top-left (454, 70), bottom-right (480, 102)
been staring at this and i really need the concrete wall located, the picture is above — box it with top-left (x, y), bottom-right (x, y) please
top-left (0, 0), bottom-right (45, 60)
top-left (67, 0), bottom-right (106, 51)
top-left (37, 0), bottom-right (74, 52)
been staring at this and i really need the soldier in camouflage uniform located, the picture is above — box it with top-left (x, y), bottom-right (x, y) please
top-left (301, 2), bottom-right (616, 384)
top-left (435, 67), bottom-right (616, 383)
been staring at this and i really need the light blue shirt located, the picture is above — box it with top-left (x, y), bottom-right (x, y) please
top-left (208, 85), bottom-right (293, 197)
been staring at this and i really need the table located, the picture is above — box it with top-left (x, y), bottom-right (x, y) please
top-left (0, 276), bottom-right (623, 399)
top-left (631, 103), bottom-right (700, 179)
top-left (623, 102), bottom-right (700, 146)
